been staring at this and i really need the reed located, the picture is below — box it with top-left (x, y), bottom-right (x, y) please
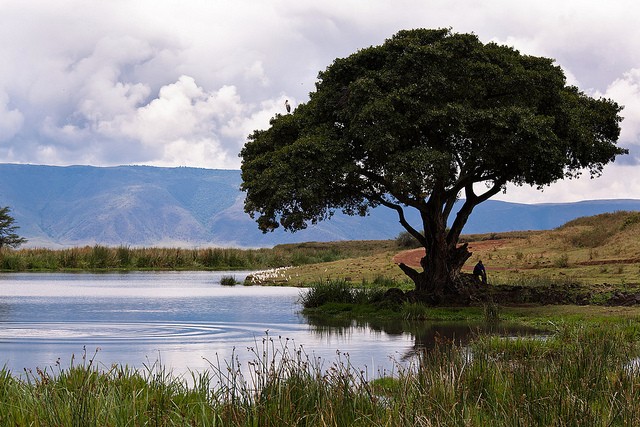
top-left (0, 243), bottom-right (379, 272)
top-left (299, 278), bottom-right (388, 308)
top-left (0, 324), bottom-right (638, 425)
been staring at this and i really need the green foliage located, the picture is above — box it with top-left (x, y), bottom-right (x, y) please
top-left (570, 225), bottom-right (613, 248)
top-left (493, 274), bottom-right (583, 288)
top-left (89, 245), bottom-right (114, 268)
top-left (370, 274), bottom-right (407, 288)
top-left (621, 211), bottom-right (640, 229)
top-left (299, 279), bottom-right (357, 308)
top-left (0, 206), bottom-right (27, 249)
top-left (483, 301), bottom-right (501, 324)
top-left (0, 251), bottom-right (27, 270)
top-left (395, 230), bottom-right (422, 248)
top-left (560, 211), bottom-right (640, 248)
top-left (561, 210), bottom-right (635, 229)
top-left (115, 245), bottom-right (133, 267)
top-left (240, 28), bottom-right (626, 291)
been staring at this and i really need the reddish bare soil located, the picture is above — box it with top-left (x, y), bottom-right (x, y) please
top-left (392, 239), bottom-right (511, 270)
top-left (392, 248), bottom-right (424, 267)
top-left (392, 239), bottom-right (640, 276)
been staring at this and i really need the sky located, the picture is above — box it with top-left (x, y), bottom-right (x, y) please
top-left (1, 0), bottom-right (639, 204)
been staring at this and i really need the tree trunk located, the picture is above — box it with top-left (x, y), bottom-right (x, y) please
top-left (394, 183), bottom-right (491, 301)
top-left (397, 237), bottom-right (472, 300)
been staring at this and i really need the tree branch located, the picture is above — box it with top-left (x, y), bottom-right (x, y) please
top-left (359, 169), bottom-right (422, 208)
top-left (375, 195), bottom-right (427, 247)
top-left (446, 179), bottom-right (505, 246)
top-left (397, 262), bottom-right (422, 283)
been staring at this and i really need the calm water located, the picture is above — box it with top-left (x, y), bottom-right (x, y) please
top-left (0, 272), bottom-right (417, 377)
top-left (0, 271), bottom-right (538, 379)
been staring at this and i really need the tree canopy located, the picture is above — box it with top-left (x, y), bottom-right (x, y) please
top-left (0, 206), bottom-right (27, 249)
top-left (240, 28), bottom-right (626, 299)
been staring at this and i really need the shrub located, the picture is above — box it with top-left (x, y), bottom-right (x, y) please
top-left (116, 246), bottom-right (132, 267)
top-left (299, 279), bottom-right (355, 308)
top-left (622, 212), bottom-right (640, 229)
top-left (553, 254), bottom-right (569, 268)
top-left (220, 275), bottom-right (239, 286)
top-left (395, 230), bottom-right (422, 248)
top-left (568, 228), bottom-right (611, 248)
top-left (0, 251), bottom-right (27, 270)
top-left (60, 248), bottom-right (82, 269)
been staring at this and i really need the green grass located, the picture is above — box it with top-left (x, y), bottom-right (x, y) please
top-left (1, 323), bottom-right (639, 425)
top-left (401, 302), bottom-right (431, 320)
top-left (299, 278), bottom-right (388, 308)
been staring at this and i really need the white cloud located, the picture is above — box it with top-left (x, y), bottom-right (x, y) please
top-left (598, 69), bottom-right (640, 147)
top-left (93, 75), bottom-right (280, 168)
top-left (244, 61), bottom-right (270, 87)
top-left (1, 0), bottom-right (640, 201)
top-left (0, 91), bottom-right (23, 141)
top-left (496, 163), bottom-right (640, 204)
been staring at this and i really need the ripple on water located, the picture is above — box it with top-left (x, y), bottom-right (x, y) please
top-left (0, 321), bottom-right (286, 345)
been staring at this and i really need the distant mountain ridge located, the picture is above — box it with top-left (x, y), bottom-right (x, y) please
top-left (1, 163), bottom-right (639, 248)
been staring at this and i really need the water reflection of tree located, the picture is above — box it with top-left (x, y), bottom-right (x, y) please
top-left (303, 313), bottom-right (542, 361)
top-left (303, 314), bottom-right (406, 339)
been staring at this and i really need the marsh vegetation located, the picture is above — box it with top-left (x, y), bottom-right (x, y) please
top-left (1, 322), bottom-right (638, 426)
top-left (0, 240), bottom-right (395, 272)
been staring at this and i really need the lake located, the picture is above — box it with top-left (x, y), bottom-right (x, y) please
top-left (0, 271), bottom-right (539, 380)
top-left (0, 271), bottom-right (420, 378)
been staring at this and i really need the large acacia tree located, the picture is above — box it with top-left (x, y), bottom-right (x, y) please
top-left (240, 29), bottom-right (626, 298)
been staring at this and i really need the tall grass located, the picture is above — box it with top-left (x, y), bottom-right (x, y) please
top-left (0, 324), bottom-right (639, 425)
top-left (0, 242), bottom-right (389, 272)
top-left (299, 278), bottom-right (388, 308)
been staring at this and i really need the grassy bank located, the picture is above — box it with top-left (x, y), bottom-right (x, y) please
top-left (297, 273), bottom-right (640, 326)
top-left (1, 322), bottom-right (639, 426)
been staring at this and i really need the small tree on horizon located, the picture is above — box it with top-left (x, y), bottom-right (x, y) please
top-left (0, 206), bottom-right (27, 249)
top-left (240, 28), bottom-right (627, 301)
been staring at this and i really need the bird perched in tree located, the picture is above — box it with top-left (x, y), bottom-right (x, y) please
top-left (285, 99), bottom-right (291, 113)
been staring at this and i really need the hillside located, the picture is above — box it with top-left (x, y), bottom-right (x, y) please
top-left (1, 163), bottom-right (640, 248)
top-left (281, 211), bottom-right (640, 288)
